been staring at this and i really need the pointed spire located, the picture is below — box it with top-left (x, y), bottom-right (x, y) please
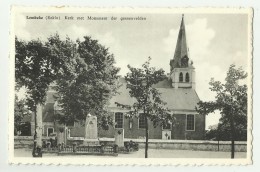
top-left (170, 15), bottom-right (189, 70)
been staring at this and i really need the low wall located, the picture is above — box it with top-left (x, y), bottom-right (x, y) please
top-left (14, 136), bottom-right (247, 152)
top-left (130, 139), bottom-right (247, 152)
top-left (14, 136), bottom-right (55, 149)
top-left (98, 138), bottom-right (247, 152)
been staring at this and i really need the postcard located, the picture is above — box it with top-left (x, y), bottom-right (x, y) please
top-left (9, 6), bottom-right (253, 165)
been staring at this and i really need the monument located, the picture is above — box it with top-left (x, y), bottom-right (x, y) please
top-left (114, 129), bottom-right (124, 147)
top-left (57, 127), bottom-right (65, 145)
top-left (83, 114), bottom-right (99, 145)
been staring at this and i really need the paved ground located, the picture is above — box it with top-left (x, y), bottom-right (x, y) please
top-left (14, 148), bottom-right (246, 159)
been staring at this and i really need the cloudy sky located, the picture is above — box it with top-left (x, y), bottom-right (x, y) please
top-left (14, 11), bottom-right (250, 129)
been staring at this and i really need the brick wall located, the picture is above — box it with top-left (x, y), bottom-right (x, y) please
top-left (173, 113), bottom-right (205, 140)
top-left (98, 113), bottom-right (205, 140)
top-left (30, 112), bottom-right (205, 140)
top-left (98, 117), bottom-right (162, 139)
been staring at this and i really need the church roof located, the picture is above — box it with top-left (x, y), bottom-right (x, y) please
top-left (42, 103), bottom-right (55, 122)
top-left (41, 89), bottom-right (62, 122)
top-left (108, 78), bottom-right (200, 112)
top-left (40, 78), bottom-right (200, 123)
top-left (171, 15), bottom-right (189, 69)
top-left (45, 91), bottom-right (56, 103)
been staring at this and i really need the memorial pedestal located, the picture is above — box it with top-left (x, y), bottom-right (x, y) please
top-left (83, 114), bottom-right (100, 145)
top-left (115, 129), bottom-right (124, 147)
top-left (83, 139), bottom-right (100, 146)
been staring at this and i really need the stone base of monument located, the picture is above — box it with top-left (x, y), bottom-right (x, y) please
top-left (83, 139), bottom-right (100, 146)
top-left (83, 115), bottom-right (99, 146)
top-left (115, 129), bottom-right (124, 148)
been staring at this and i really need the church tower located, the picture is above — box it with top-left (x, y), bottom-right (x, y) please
top-left (170, 15), bottom-right (195, 89)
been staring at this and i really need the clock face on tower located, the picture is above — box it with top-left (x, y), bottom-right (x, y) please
top-left (181, 56), bottom-right (189, 67)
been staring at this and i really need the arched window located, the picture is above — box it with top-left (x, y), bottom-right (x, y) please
top-left (185, 73), bottom-right (190, 82)
top-left (179, 72), bottom-right (183, 82)
top-left (181, 55), bottom-right (189, 67)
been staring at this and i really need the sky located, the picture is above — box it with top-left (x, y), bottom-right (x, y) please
top-left (14, 11), bottom-right (250, 129)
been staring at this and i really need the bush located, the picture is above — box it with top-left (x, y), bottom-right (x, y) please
top-left (205, 128), bottom-right (247, 141)
top-left (124, 140), bottom-right (139, 152)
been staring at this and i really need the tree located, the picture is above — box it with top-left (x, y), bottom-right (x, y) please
top-left (54, 36), bottom-right (120, 129)
top-left (196, 64), bottom-right (247, 159)
top-left (15, 34), bottom-right (70, 156)
top-left (115, 57), bottom-right (174, 158)
top-left (14, 95), bottom-right (30, 135)
top-left (206, 124), bottom-right (247, 141)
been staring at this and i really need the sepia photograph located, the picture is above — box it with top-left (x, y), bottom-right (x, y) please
top-left (9, 7), bottom-right (252, 165)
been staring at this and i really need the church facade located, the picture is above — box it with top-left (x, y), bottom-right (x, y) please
top-left (30, 16), bottom-right (205, 140)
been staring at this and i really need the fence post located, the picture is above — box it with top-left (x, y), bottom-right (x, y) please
top-left (58, 143), bottom-right (61, 152)
top-left (100, 144), bottom-right (104, 154)
top-left (47, 142), bottom-right (51, 151)
top-left (113, 144), bottom-right (118, 153)
top-left (73, 143), bottom-right (77, 153)
top-left (61, 142), bottom-right (65, 151)
top-left (36, 146), bottom-right (42, 157)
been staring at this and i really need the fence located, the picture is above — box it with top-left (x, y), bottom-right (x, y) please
top-left (125, 139), bottom-right (247, 152)
top-left (14, 136), bottom-right (247, 152)
top-left (42, 143), bottom-right (117, 156)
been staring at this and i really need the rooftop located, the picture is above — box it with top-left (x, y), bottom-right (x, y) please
top-left (108, 78), bottom-right (200, 111)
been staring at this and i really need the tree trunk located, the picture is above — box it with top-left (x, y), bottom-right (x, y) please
top-left (217, 123), bottom-right (220, 151)
top-left (230, 110), bottom-right (235, 159)
top-left (32, 107), bottom-right (37, 157)
top-left (231, 140), bottom-right (235, 159)
top-left (145, 115), bottom-right (149, 158)
top-left (32, 104), bottom-right (43, 157)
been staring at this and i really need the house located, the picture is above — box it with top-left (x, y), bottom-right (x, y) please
top-left (30, 16), bottom-right (205, 140)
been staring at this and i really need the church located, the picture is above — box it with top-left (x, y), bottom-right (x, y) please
top-left (30, 16), bottom-right (205, 140)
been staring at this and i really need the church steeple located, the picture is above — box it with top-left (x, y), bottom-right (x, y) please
top-left (169, 15), bottom-right (195, 89)
top-left (170, 14), bottom-right (189, 71)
